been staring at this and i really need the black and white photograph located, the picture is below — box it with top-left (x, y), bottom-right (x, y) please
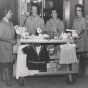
top-left (0, 0), bottom-right (88, 88)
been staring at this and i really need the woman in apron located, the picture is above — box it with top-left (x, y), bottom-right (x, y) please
top-left (24, 3), bottom-right (45, 35)
top-left (72, 4), bottom-right (87, 73)
top-left (46, 7), bottom-right (65, 38)
top-left (46, 7), bottom-right (65, 54)
top-left (0, 6), bottom-right (16, 86)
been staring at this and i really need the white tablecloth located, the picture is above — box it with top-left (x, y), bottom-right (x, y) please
top-left (20, 39), bottom-right (74, 44)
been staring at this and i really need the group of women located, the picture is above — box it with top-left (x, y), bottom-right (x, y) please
top-left (0, 3), bottom-right (87, 86)
top-left (24, 3), bottom-right (65, 36)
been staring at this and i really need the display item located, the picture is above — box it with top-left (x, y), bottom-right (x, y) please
top-left (22, 45), bottom-right (50, 70)
top-left (59, 44), bottom-right (78, 64)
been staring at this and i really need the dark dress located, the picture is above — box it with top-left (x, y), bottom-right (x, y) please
top-left (22, 45), bottom-right (50, 70)
top-left (0, 19), bottom-right (15, 68)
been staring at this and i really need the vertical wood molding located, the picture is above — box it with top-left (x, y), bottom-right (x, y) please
top-left (63, 0), bottom-right (70, 29)
top-left (78, 0), bottom-right (83, 4)
top-left (66, 0), bottom-right (70, 29)
top-left (78, 0), bottom-right (85, 6)
top-left (63, 0), bottom-right (65, 28)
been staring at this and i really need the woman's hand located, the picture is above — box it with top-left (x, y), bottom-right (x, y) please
top-left (56, 29), bottom-right (59, 33)
top-left (54, 29), bottom-right (59, 33)
top-left (9, 40), bottom-right (17, 45)
top-left (17, 35), bottom-right (21, 39)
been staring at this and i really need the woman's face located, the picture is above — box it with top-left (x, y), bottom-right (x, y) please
top-left (51, 10), bottom-right (58, 19)
top-left (51, 10), bottom-right (57, 19)
top-left (75, 7), bottom-right (82, 18)
top-left (6, 9), bottom-right (13, 19)
top-left (31, 6), bottom-right (37, 16)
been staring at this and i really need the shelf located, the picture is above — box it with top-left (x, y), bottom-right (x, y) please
top-left (50, 55), bottom-right (59, 59)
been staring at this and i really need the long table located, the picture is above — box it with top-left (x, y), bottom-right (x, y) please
top-left (20, 39), bottom-right (74, 44)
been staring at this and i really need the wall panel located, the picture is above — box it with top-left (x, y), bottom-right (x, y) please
top-left (84, 0), bottom-right (88, 15)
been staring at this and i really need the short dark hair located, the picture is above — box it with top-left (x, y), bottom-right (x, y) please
top-left (0, 6), bottom-right (11, 20)
top-left (75, 4), bottom-right (84, 15)
top-left (31, 3), bottom-right (40, 15)
top-left (51, 7), bottom-right (58, 14)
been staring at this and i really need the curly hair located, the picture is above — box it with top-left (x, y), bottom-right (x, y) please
top-left (31, 3), bottom-right (40, 15)
top-left (50, 7), bottom-right (58, 14)
top-left (75, 4), bottom-right (84, 16)
top-left (0, 6), bottom-right (11, 20)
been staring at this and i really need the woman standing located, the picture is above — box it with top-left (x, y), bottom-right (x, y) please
top-left (0, 6), bottom-right (16, 86)
top-left (72, 4), bottom-right (87, 55)
top-left (72, 4), bottom-right (87, 73)
top-left (46, 7), bottom-right (65, 38)
top-left (24, 3), bottom-right (45, 35)
top-left (46, 8), bottom-right (65, 54)
top-left (85, 14), bottom-right (88, 57)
